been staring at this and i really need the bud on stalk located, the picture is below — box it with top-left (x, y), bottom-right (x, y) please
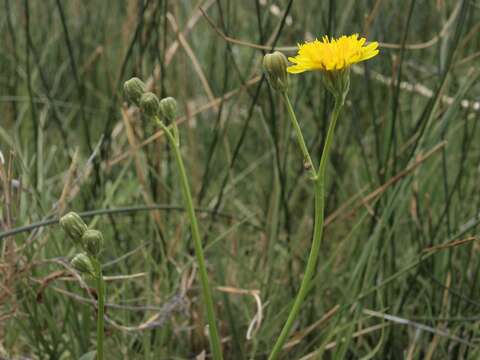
top-left (140, 92), bottom-right (161, 118)
top-left (60, 212), bottom-right (87, 246)
top-left (263, 51), bottom-right (289, 92)
top-left (123, 77), bottom-right (146, 106)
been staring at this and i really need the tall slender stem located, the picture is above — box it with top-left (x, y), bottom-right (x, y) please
top-left (157, 119), bottom-right (223, 360)
top-left (282, 93), bottom-right (317, 178)
top-left (268, 95), bottom-right (343, 360)
top-left (95, 261), bottom-right (105, 360)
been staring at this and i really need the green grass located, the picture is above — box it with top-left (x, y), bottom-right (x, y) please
top-left (1, 0), bottom-right (480, 358)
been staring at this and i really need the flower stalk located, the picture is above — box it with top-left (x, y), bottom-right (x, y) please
top-left (93, 260), bottom-right (105, 360)
top-left (268, 93), bottom-right (343, 360)
top-left (155, 118), bottom-right (224, 360)
top-left (281, 92), bottom-right (317, 179)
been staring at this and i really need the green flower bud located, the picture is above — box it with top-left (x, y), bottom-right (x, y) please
top-left (140, 92), bottom-right (161, 118)
top-left (71, 253), bottom-right (95, 276)
top-left (82, 229), bottom-right (104, 257)
top-left (263, 51), bottom-right (289, 92)
top-left (159, 97), bottom-right (178, 123)
top-left (60, 212), bottom-right (87, 246)
top-left (123, 77), bottom-right (146, 106)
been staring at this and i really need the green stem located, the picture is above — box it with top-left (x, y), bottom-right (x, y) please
top-left (156, 119), bottom-right (223, 360)
top-left (268, 96), bottom-right (343, 360)
top-left (94, 261), bottom-right (105, 360)
top-left (282, 92), bottom-right (317, 179)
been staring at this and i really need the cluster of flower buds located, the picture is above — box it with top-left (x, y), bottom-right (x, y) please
top-left (60, 212), bottom-right (104, 276)
top-left (123, 77), bottom-right (178, 122)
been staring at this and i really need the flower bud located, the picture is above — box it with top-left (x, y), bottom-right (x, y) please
top-left (82, 229), bottom-right (104, 257)
top-left (140, 92), bottom-right (161, 118)
top-left (71, 253), bottom-right (95, 276)
top-left (263, 51), bottom-right (289, 92)
top-left (123, 77), bottom-right (146, 106)
top-left (60, 212), bottom-right (87, 246)
top-left (159, 97), bottom-right (178, 123)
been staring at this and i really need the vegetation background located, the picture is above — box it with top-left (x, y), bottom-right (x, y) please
top-left (1, 0), bottom-right (480, 358)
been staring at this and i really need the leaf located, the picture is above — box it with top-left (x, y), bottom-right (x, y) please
top-left (79, 351), bottom-right (97, 360)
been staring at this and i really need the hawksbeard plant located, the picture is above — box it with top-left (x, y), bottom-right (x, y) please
top-left (59, 212), bottom-right (106, 360)
top-left (264, 34), bottom-right (379, 360)
top-left (123, 79), bottom-right (224, 360)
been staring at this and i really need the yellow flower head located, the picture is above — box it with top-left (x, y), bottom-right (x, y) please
top-left (287, 34), bottom-right (379, 74)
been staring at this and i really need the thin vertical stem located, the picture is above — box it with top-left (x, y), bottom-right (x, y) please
top-left (282, 92), bottom-right (317, 178)
top-left (268, 96), bottom-right (343, 360)
top-left (157, 120), bottom-right (223, 360)
top-left (95, 262), bottom-right (105, 360)
top-left (23, 0), bottom-right (38, 189)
